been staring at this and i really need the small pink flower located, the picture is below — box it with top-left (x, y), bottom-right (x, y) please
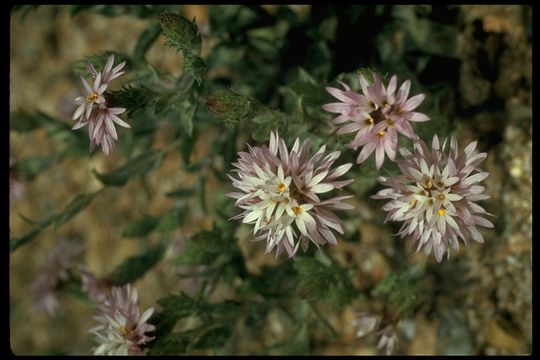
top-left (373, 135), bottom-right (494, 262)
top-left (71, 54), bottom-right (129, 156)
top-left (31, 239), bottom-right (85, 316)
top-left (323, 73), bottom-right (430, 170)
top-left (90, 284), bottom-right (155, 355)
top-left (228, 131), bottom-right (354, 258)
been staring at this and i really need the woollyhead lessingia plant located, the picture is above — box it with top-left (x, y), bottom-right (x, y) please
top-left (228, 131), bottom-right (354, 257)
top-left (322, 73), bottom-right (430, 169)
top-left (10, 5), bottom-right (503, 357)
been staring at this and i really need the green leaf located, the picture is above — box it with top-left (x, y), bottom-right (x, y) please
top-left (165, 188), bottom-right (196, 199)
top-left (133, 23), bottom-right (162, 61)
top-left (175, 230), bottom-right (228, 266)
top-left (53, 193), bottom-right (97, 229)
top-left (10, 227), bottom-right (45, 252)
top-left (93, 150), bottom-right (165, 187)
top-left (149, 332), bottom-right (190, 355)
top-left (10, 111), bottom-right (43, 132)
top-left (108, 241), bottom-right (167, 285)
top-left (156, 205), bottom-right (187, 232)
top-left (15, 155), bottom-right (59, 181)
top-left (193, 324), bottom-right (233, 349)
top-left (108, 85), bottom-right (157, 117)
top-left (122, 215), bottom-right (160, 238)
top-left (157, 292), bottom-right (205, 319)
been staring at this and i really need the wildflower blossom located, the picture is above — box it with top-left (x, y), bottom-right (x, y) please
top-left (372, 135), bottom-right (494, 262)
top-left (31, 240), bottom-right (85, 316)
top-left (322, 73), bottom-right (430, 169)
top-left (352, 311), bottom-right (400, 355)
top-left (377, 325), bottom-right (399, 356)
top-left (71, 54), bottom-right (130, 156)
top-left (352, 312), bottom-right (380, 338)
top-left (90, 284), bottom-right (155, 355)
top-left (79, 265), bottom-right (109, 303)
top-left (228, 131), bottom-right (354, 258)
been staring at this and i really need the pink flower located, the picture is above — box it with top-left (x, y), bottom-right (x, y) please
top-left (377, 325), bottom-right (399, 355)
top-left (372, 135), bottom-right (494, 262)
top-left (79, 265), bottom-right (109, 303)
top-left (323, 73), bottom-right (430, 170)
top-left (31, 239), bottom-right (85, 316)
top-left (72, 54), bottom-right (129, 156)
top-left (228, 131), bottom-right (354, 258)
top-left (90, 284), bottom-right (155, 355)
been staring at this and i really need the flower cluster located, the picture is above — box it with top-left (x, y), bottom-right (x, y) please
top-left (323, 73), bottom-right (430, 169)
top-left (31, 239), bottom-right (85, 316)
top-left (372, 135), bottom-right (494, 262)
top-left (352, 312), bottom-right (399, 355)
top-left (228, 131), bottom-right (354, 257)
top-left (72, 55), bottom-right (130, 155)
top-left (90, 284), bottom-right (155, 355)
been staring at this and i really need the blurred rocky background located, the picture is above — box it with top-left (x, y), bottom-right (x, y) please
top-left (9, 5), bottom-right (531, 355)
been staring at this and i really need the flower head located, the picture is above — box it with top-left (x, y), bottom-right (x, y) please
top-left (377, 325), bottom-right (399, 356)
top-left (90, 284), bottom-right (155, 355)
top-left (228, 131), bottom-right (354, 258)
top-left (352, 312), bottom-right (380, 338)
top-left (72, 54), bottom-right (130, 156)
top-left (373, 135), bottom-right (494, 262)
top-left (323, 73), bottom-right (430, 169)
top-left (31, 239), bottom-right (85, 316)
top-left (79, 265), bottom-right (109, 303)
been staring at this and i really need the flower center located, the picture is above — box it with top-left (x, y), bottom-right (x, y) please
top-left (365, 117), bottom-right (374, 125)
top-left (437, 208), bottom-right (446, 216)
top-left (377, 130), bottom-right (385, 137)
top-left (409, 199), bottom-right (417, 209)
top-left (87, 92), bottom-right (99, 102)
top-left (293, 206), bottom-right (303, 215)
top-left (424, 179), bottom-right (432, 189)
top-left (437, 193), bottom-right (445, 201)
top-left (278, 183), bottom-right (286, 193)
top-left (386, 119), bottom-right (395, 127)
top-left (118, 326), bottom-right (129, 336)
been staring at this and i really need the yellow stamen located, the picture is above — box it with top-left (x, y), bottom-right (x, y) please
top-left (365, 117), bottom-right (374, 125)
top-left (409, 199), bottom-right (417, 209)
top-left (377, 130), bottom-right (385, 137)
top-left (437, 208), bottom-right (446, 216)
top-left (278, 183), bottom-right (286, 193)
top-left (293, 206), bottom-right (303, 215)
top-left (118, 326), bottom-right (129, 336)
top-left (387, 119), bottom-right (395, 126)
top-left (87, 92), bottom-right (98, 102)
top-left (425, 179), bottom-right (432, 189)
top-left (437, 193), bottom-right (445, 201)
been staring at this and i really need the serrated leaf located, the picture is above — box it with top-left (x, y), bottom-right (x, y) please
top-left (193, 324), bottom-right (233, 349)
top-left (157, 292), bottom-right (204, 319)
top-left (133, 23), bottom-right (162, 61)
top-left (122, 215), bottom-right (160, 238)
top-left (53, 193), bottom-right (96, 229)
top-left (93, 150), bottom-right (165, 187)
top-left (149, 332), bottom-right (190, 355)
top-left (175, 230), bottom-right (227, 266)
top-left (108, 241), bottom-right (167, 285)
